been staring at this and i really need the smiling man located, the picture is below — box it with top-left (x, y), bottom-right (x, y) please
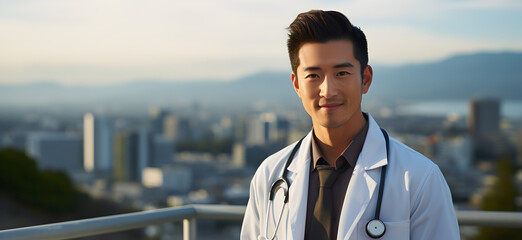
top-left (241, 10), bottom-right (459, 240)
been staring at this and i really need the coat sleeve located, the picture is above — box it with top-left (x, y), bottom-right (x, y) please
top-left (241, 172), bottom-right (262, 239)
top-left (410, 165), bottom-right (460, 239)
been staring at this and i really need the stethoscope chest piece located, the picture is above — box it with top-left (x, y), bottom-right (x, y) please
top-left (366, 218), bottom-right (386, 238)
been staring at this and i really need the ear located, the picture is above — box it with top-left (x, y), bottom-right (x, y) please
top-left (291, 72), bottom-right (302, 98)
top-left (361, 65), bottom-right (373, 94)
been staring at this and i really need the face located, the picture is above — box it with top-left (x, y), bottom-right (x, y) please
top-left (291, 40), bottom-right (372, 130)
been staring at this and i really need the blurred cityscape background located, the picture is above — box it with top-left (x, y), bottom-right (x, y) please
top-left (1, 52), bottom-right (522, 239)
top-left (1, 1), bottom-right (522, 239)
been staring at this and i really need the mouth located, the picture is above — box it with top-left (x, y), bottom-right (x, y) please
top-left (319, 103), bottom-right (342, 112)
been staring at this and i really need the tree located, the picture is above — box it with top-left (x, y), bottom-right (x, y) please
top-left (0, 148), bottom-right (79, 213)
top-left (474, 156), bottom-right (522, 239)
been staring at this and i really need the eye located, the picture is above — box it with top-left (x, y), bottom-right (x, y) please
top-left (306, 73), bottom-right (320, 79)
top-left (337, 71), bottom-right (350, 77)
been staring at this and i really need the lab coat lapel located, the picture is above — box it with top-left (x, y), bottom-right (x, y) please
top-left (285, 131), bottom-right (312, 240)
top-left (338, 115), bottom-right (388, 240)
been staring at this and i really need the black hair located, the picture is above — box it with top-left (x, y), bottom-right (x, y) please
top-left (287, 10), bottom-right (368, 76)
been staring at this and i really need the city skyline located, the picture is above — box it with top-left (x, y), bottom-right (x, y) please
top-left (1, 92), bottom-right (521, 239)
top-left (1, 0), bottom-right (522, 85)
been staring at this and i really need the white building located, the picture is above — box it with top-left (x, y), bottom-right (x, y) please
top-left (436, 135), bottom-right (473, 173)
top-left (83, 113), bottom-right (113, 173)
top-left (246, 113), bottom-right (278, 146)
top-left (142, 167), bottom-right (192, 194)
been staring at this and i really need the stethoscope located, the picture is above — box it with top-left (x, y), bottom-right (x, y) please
top-left (263, 128), bottom-right (390, 239)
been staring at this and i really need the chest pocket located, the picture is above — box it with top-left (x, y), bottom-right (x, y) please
top-left (355, 219), bottom-right (410, 240)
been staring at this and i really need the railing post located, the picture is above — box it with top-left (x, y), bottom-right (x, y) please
top-left (183, 218), bottom-right (197, 240)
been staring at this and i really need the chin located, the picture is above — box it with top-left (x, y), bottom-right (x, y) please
top-left (319, 120), bottom-right (346, 129)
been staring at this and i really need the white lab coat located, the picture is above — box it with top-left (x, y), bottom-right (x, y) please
top-left (241, 113), bottom-right (459, 240)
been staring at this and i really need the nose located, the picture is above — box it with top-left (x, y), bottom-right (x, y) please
top-left (319, 75), bottom-right (338, 98)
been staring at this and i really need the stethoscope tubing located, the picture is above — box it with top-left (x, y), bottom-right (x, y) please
top-left (264, 200), bottom-right (286, 240)
top-left (263, 138), bottom-right (302, 240)
top-left (375, 128), bottom-right (389, 219)
top-left (264, 129), bottom-right (390, 239)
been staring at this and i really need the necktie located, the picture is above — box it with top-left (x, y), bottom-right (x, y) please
top-left (309, 164), bottom-right (340, 240)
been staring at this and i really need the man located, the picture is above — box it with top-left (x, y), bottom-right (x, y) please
top-left (241, 10), bottom-right (459, 240)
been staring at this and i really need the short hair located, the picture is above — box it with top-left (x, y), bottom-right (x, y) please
top-left (287, 10), bottom-right (368, 77)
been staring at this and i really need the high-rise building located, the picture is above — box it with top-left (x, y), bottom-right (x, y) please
top-left (163, 115), bottom-right (193, 140)
top-left (163, 115), bottom-right (178, 139)
top-left (138, 129), bottom-right (152, 180)
top-left (26, 132), bottom-right (83, 172)
top-left (152, 135), bottom-right (175, 168)
top-left (113, 131), bottom-right (139, 182)
top-left (246, 113), bottom-right (279, 146)
top-left (113, 129), bottom-right (174, 182)
top-left (211, 117), bottom-right (233, 139)
top-left (149, 107), bottom-right (167, 135)
top-left (467, 98), bottom-right (516, 163)
top-left (433, 134), bottom-right (473, 173)
top-left (231, 143), bottom-right (246, 168)
top-left (83, 113), bottom-right (113, 173)
top-left (468, 98), bottom-right (500, 137)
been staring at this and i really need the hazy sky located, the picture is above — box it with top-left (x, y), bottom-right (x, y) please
top-left (1, 0), bottom-right (522, 85)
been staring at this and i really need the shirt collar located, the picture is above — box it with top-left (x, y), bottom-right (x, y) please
top-left (310, 113), bottom-right (369, 170)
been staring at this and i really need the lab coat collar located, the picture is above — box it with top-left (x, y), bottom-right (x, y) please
top-left (286, 113), bottom-right (387, 173)
top-left (284, 113), bottom-right (389, 240)
top-left (358, 113), bottom-right (388, 171)
top-left (286, 131), bottom-right (312, 174)
top-left (338, 113), bottom-right (389, 239)
top-left (284, 130), bottom-right (312, 239)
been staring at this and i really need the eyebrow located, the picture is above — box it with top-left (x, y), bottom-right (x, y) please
top-left (303, 62), bottom-right (355, 72)
top-left (303, 66), bottom-right (321, 72)
top-left (333, 62), bottom-right (355, 68)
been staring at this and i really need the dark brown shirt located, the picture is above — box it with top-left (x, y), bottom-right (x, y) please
top-left (304, 120), bottom-right (369, 240)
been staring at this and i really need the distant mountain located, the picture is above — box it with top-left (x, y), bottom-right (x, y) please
top-left (367, 52), bottom-right (522, 101)
top-left (1, 52), bottom-right (521, 114)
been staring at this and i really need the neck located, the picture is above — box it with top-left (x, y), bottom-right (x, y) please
top-left (313, 112), bottom-right (367, 165)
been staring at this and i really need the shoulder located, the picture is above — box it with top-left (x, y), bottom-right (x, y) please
top-left (388, 136), bottom-right (437, 172)
top-left (387, 136), bottom-right (448, 198)
top-left (387, 138), bottom-right (460, 238)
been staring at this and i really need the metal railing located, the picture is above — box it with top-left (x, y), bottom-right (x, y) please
top-left (0, 204), bottom-right (245, 240)
top-left (0, 205), bottom-right (521, 240)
